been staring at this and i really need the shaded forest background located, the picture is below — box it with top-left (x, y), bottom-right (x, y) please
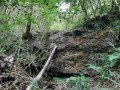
top-left (1, 0), bottom-right (120, 34)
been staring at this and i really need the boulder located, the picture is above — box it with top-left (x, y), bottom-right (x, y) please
top-left (30, 29), bottom-right (118, 76)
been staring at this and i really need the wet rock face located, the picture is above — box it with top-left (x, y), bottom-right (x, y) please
top-left (31, 29), bottom-right (118, 76)
top-left (49, 51), bottom-right (88, 75)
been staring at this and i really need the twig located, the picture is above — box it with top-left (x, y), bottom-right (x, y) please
top-left (26, 45), bottom-right (57, 90)
top-left (17, 33), bottom-right (22, 61)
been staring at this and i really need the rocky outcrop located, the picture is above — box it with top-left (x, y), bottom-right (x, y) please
top-left (30, 29), bottom-right (118, 76)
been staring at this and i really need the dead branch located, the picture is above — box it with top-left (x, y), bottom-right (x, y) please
top-left (26, 45), bottom-right (57, 90)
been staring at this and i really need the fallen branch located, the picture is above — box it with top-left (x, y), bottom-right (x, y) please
top-left (26, 45), bottom-right (57, 90)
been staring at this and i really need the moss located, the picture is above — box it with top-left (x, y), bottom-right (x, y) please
top-left (74, 62), bottom-right (84, 69)
top-left (71, 52), bottom-right (86, 57)
top-left (55, 52), bottom-right (87, 72)
top-left (72, 30), bottom-right (110, 46)
top-left (66, 52), bottom-right (87, 69)
top-left (90, 30), bottom-right (107, 39)
top-left (99, 31), bottom-right (105, 36)
top-left (71, 52), bottom-right (87, 61)
top-left (67, 61), bottom-right (85, 70)
top-left (68, 61), bottom-right (74, 66)
top-left (82, 59), bottom-right (87, 62)
top-left (67, 66), bottom-right (74, 71)
top-left (77, 61), bottom-right (84, 67)
top-left (72, 37), bottom-right (82, 45)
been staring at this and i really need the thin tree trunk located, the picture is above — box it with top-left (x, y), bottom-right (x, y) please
top-left (23, 0), bottom-right (33, 39)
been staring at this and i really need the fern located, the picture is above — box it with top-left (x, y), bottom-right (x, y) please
top-left (69, 74), bottom-right (89, 90)
top-left (88, 43), bottom-right (120, 84)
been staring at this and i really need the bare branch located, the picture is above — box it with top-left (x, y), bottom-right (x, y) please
top-left (26, 45), bottom-right (57, 90)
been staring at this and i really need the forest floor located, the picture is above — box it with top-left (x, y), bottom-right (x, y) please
top-left (1, 13), bottom-right (120, 90)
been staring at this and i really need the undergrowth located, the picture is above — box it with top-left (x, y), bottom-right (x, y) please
top-left (68, 74), bottom-right (89, 90)
top-left (88, 42), bottom-right (120, 86)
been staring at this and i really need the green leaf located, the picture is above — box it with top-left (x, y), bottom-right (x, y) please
top-left (109, 69), bottom-right (113, 76)
top-left (116, 47), bottom-right (120, 52)
top-left (107, 42), bottom-right (116, 49)
top-left (99, 76), bottom-right (120, 85)
top-left (88, 64), bottom-right (102, 73)
top-left (110, 60), bottom-right (119, 67)
top-left (108, 54), bottom-right (119, 62)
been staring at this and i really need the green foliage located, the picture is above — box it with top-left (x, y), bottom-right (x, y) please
top-left (0, 14), bottom-right (16, 31)
top-left (0, 0), bottom-right (115, 31)
top-left (100, 76), bottom-right (120, 85)
top-left (42, 87), bottom-right (48, 90)
top-left (88, 52), bottom-right (120, 77)
top-left (87, 43), bottom-right (120, 86)
top-left (32, 79), bottom-right (38, 90)
top-left (53, 77), bottom-right (68, 82)
top-left (0, 47), bottom-right (6, 53)
top-left (115, 20), bottom-right (120, 33)
top-left (0, 0), bottom-right (19, 6)
top-left (69, 74), bottom-right (89, 90)
top-left (35, 57), bottom-right (45, 65)
top-left (0, 32), bottom-right (26, 55)
top-left (88, 43), bottom-right (120, 81)
top-left (1, 23), bottom-right (16, 31)
top-left (15, 13), bottom-right (27, 25)
top-left (0, 13), bottom-right (10, 23)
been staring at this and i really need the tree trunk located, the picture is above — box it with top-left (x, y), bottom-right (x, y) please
top-left (22, 0), bottom-right (33, 39)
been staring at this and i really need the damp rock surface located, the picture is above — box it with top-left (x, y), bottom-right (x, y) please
top-left (30, 29), bottom-right (118, 76)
